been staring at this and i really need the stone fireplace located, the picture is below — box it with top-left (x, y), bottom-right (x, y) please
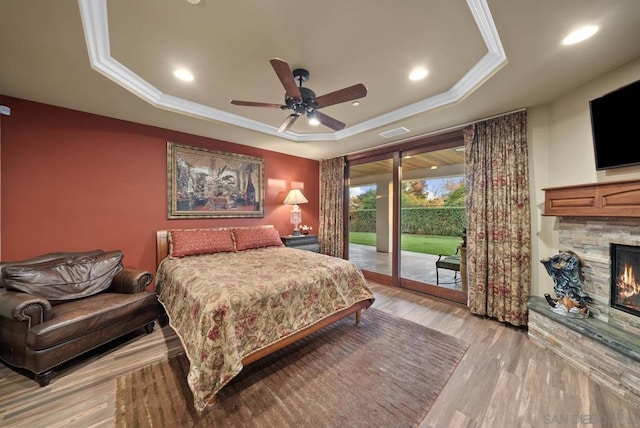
top-left (528, 179), bottom-right (640, 408)
top-left (556, 217), bottom-right (640, 336)
top-left (611, 243), bottom-right (640, 318)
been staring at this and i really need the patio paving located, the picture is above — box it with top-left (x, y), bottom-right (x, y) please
top-left (348, 243), bottom-right (463, 291)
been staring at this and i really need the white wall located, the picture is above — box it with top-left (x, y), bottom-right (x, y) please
top-left (529, 57), bottom-right (640, 297)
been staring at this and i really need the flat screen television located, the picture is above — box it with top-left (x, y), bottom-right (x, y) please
top-left (589, 78), bottom-right (640, 170)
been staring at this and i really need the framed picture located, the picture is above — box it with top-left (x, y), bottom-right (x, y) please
top-left (167, 142), bottom-right (264, 218)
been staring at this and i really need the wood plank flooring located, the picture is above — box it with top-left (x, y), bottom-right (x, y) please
top-left (1, 283), bottom-right (638, 427)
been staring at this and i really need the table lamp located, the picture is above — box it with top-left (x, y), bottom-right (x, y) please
top-left (283, 189), bottom-right (308, 236)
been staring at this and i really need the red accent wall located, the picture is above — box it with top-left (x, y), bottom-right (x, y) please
top-left (0, 96), bottom-right (319, 282)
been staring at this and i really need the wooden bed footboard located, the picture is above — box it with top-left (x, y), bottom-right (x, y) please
top-left (206, 299), bottom-right (373, 407)
top-left (241, 299), bottom-right (373, 366)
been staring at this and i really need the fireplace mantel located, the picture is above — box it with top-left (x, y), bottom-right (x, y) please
top-left (543, 178), bottom-right (640, 217)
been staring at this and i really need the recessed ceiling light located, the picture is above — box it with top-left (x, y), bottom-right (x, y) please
top-left (352, 101), bottom-right (360, 107)
top-left (173, 68), bottom-right (194, 82)
top-left (409, 67), bottom-right (429, 81)
top-left (187, 0), bottom-right (201, 4)
top-left (562, 25), bottom-right (599, 45)
top-left (430, 166), bottom-right (438, 170)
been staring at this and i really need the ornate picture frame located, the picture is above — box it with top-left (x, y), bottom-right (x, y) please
top-left (167, 142), bottom-right (265, 218)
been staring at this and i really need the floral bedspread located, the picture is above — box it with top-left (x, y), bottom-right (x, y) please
top-left (155, 247), bottom-right (375, 411)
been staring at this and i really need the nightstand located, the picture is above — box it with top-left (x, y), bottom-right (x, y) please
top-left (280, 234), bottom-right (321, 253)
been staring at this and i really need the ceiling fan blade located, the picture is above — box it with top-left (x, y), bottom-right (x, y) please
top-left (314, 111), bottom-right (346, 131)
top-left (270, 58), bottom-right (302, 100)
top-left (277, 114), bottom-right (299, 134)
top-left (230, 100), bottom-right (285, 109)
top-left (315, 83), bottom-right (367, 109)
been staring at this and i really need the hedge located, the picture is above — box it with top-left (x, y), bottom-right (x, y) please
top-left (349, 207), bottom-right (466, 236)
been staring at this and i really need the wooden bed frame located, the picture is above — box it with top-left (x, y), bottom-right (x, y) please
top-left (155, 230), bottom-right (372, 379)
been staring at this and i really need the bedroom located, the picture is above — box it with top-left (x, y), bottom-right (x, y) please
top-left (1, 0), bottom-right (640, 426)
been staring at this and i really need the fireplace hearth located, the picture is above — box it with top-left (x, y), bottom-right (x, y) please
top-left (611, 243), bottom-right (640, 318)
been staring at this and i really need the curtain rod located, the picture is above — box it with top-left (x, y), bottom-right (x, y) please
top-left (337, 107), bottom-right (527, 159)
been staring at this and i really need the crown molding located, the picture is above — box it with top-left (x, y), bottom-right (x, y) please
top-left (77, 0), bottom-right (506, 142)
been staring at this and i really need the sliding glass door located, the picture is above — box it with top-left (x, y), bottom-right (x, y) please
top-left (346, 131), bottom-right (467, 304)
top-left (398, 148), bottom-right (467, 303)
top-left (348, 155), bottom-right (396, 282)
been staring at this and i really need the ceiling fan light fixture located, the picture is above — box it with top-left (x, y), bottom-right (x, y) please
top-left (307, 111), bottom-right (320, 126)
top-left (232, 59), bottom-right (363, 134)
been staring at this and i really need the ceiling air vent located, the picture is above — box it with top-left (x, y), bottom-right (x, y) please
top-left (379, 127), bottom-right (410, 138)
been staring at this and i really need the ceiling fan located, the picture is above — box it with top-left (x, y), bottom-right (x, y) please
top-left (230, 58), bottom-right (367, 134)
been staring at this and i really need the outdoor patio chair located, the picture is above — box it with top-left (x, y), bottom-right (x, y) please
top-left (435, 248), bottom-right (461, 285)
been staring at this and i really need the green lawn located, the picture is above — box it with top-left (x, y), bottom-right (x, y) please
top-left (349, 232), bottom-right (462, 256)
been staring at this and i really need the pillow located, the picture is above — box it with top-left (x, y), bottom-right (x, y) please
top-left (3, 250), bottom-right (124, 301)
top-left (169, 228), bottom-right (235, 257)
top-left (233, 226), bottom-right (284, 251)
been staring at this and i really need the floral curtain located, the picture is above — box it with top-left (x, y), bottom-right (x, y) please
top-left (319, 157), bottom-right (345, 258)
top-left (465, 110), bottom-right (531, 326)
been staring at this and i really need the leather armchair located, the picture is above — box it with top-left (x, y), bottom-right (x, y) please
top-left (0, 251), bottom-right (161, 386)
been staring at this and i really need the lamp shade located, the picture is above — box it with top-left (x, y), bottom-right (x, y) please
top-left (283, 189), bottom-right (308, 205)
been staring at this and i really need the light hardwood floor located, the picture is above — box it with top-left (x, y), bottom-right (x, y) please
top-left (1, 283), bottom-right (638, 427)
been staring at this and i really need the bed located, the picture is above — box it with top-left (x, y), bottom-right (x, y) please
top-left (155, 226), bottom-right (375, 411)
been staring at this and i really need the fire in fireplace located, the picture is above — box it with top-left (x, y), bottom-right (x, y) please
top-left (610, 243), bottom-right (640, 317)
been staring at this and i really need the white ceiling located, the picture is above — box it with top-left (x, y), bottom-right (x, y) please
top-left (1, 0), bottom-right (640, 160)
